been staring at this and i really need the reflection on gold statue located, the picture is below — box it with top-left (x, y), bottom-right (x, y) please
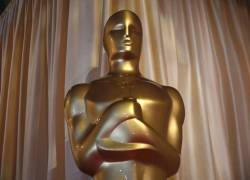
top-left (64, 10), bottom-right (185, 180)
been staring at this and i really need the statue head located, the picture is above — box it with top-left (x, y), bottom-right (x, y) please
top-left (103, 10), bottom-right (142, 74)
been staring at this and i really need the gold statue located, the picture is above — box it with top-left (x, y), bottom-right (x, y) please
top-left (64, 10), bottom-right (185, 180)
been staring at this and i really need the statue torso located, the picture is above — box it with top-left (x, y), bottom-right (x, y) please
top-left (85, 75), bottom-right (171, 138)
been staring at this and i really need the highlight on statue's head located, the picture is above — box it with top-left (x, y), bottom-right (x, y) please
top-left (103, 10), bottom-right (142, 60)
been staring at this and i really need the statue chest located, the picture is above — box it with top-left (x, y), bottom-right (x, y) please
top-left (84, 80), bottom-right (171, 134)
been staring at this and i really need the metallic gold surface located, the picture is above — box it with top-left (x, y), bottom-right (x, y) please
top-left (64, 10), bottom-right (185, 180)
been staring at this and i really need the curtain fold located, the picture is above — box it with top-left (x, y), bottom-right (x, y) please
top-left (0, 0), bottom-right (249, 180)
top-left (0, 0), bottom-right (69, 179)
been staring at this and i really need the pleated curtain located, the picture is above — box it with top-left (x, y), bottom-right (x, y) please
top-left (0, 0), bottom-right (249, 180)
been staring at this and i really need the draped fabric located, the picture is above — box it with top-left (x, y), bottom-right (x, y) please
top-left (0, 0), bottom-right (69, 179)
top-left (0, 0), bottom-right (249, 180)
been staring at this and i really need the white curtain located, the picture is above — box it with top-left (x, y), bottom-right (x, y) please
top-left (1, 0), bottom-right (249, 180)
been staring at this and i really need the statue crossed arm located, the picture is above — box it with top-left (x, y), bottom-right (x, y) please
top-left (64, 10), bottom-right (185, 180)
top-left (65, 83), bottom-right (184, 178)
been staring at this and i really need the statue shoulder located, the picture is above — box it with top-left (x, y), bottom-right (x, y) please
top-left (65, 83), bottom-right (90, 102)
top-left (64, 83), bottom-right (90, 118)
top-left (163, 86), bottom-right (185, 124)
top-left (163, 86), bottom-right (182, 100)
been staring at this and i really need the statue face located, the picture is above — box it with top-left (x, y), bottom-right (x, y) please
top-left (103, 10), bottom-right (142, 60)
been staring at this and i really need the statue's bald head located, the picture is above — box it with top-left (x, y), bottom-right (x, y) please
top-left (103, 10), bottom-right (142, 61)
